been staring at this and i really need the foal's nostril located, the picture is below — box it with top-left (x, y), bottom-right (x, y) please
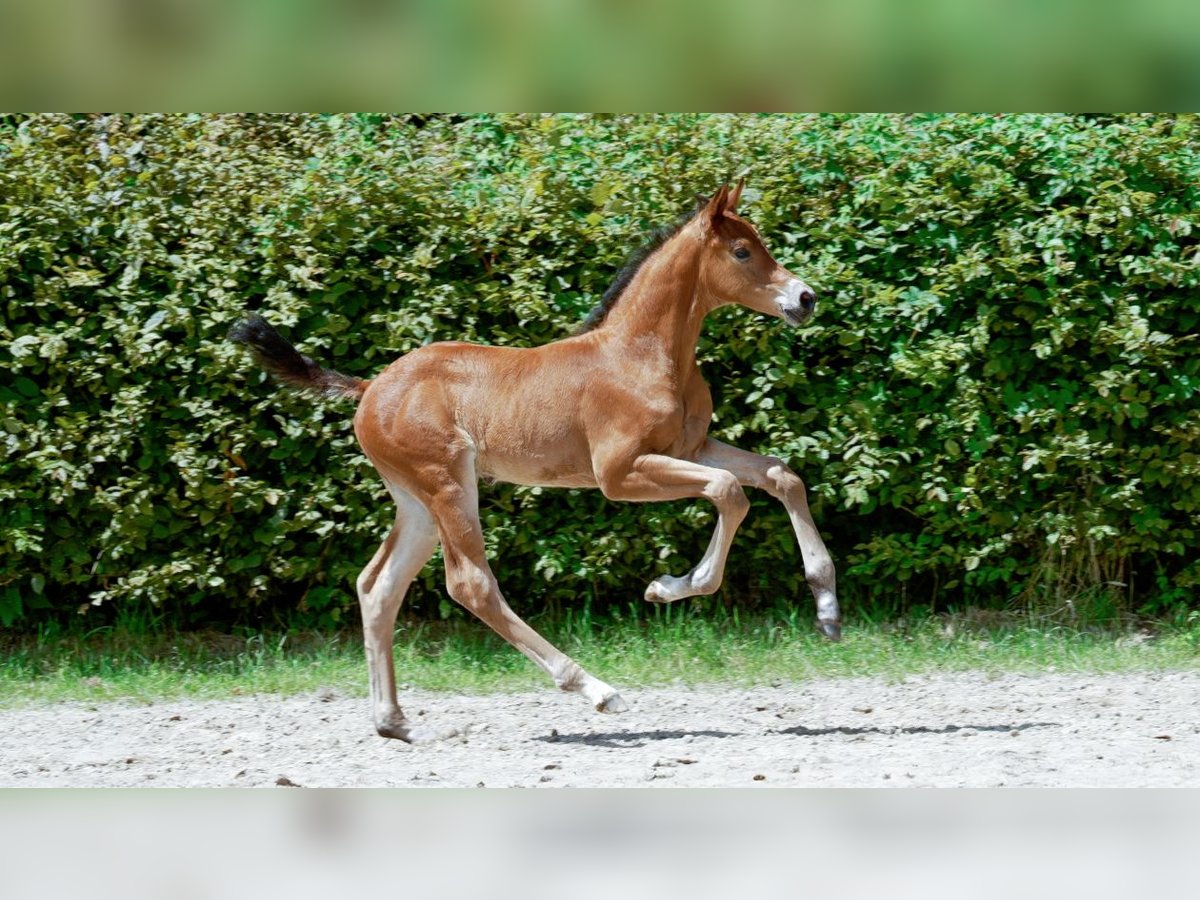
top-left (799, 289), bottom-right (816, 312)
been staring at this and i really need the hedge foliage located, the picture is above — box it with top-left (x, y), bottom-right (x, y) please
top-left (2, 113), bottom-right (1198, 629)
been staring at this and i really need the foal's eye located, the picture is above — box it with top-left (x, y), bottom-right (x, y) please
top-left (733, 246), bottom-right (751, 261)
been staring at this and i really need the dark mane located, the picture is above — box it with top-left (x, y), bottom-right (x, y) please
top-left (575, 203), bottom-right (700, 334)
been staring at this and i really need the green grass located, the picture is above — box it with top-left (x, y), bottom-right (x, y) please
top-left (2, 606), bottom-right (1198, 706)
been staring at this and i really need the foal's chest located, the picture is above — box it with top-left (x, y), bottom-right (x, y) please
top-left (637, 374), bottom-right (714, 460)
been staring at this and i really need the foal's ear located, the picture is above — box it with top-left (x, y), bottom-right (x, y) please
top-left (704, 184), bottom-right (730, 226)
top-left (725, 178), bottom-right (745, 213)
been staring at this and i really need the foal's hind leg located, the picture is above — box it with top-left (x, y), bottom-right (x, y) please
top-left (425, 468), bottom-right (627, 713)
top-left (698, 439), bottom-right (841, 639)
top-left (356, 487), bottom-right (457, 742)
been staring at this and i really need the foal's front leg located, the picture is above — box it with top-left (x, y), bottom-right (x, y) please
top-left (594, 452), bottom-right (751, 602)
top-left (697, 439), bottom-right (841, 640)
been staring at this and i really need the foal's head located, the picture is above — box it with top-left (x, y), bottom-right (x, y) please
top-left (693, 182), bottom-right (817, 327)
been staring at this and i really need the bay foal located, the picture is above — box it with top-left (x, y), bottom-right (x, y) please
top-left (232, 183), bottom-right (840, 742)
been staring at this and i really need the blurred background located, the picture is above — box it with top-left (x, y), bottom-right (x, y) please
top-left (1, 0), bottom-right (1198, 109)
top-left (2, 789), bottom-right (1197, 900)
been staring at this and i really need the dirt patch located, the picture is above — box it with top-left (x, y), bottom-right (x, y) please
top-left (3, 672), bottom-right (1198, 786)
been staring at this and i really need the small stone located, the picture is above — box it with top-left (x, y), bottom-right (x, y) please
top-left (753, 774), bottom-right (766, 782)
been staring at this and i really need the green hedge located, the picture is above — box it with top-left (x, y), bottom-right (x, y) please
top-left (2, 113), bottom-right (1198, 629)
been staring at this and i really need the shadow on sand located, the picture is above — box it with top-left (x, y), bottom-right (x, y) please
top-left (535, 728), bottom-right (738, 749)
top-left (775, 721), bottom-right (1059, 737)
top-left (534, 721), bottom-right (1060, 748)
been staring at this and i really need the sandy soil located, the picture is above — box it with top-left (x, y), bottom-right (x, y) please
top-left (2, 671), bottom-right (1198, 787)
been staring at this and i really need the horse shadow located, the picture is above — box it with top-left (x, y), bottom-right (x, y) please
top-left (534, 721), bottom-right (1059, 748)
top-left (775, 721), bottom-right (1059, 738)
top-left (535, 728), bottom-right (738, 749)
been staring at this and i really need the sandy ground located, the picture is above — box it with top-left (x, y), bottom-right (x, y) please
top-left (2, 671), bottom-right (1198, 787)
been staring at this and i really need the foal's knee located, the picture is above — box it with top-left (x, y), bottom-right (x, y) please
top-left (707, 470), bottom-right (750, 516)
top-left (763, 458), bottom-right (808, 504)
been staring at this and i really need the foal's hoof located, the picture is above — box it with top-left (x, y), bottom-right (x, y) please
top-left (644, 581), bottom-right (671, 604)
top-left (596, 692), bottom-right (629, 714)
top-left (817, 619), bottom-right (842, 642)
top-left (376, 721), bottom-right (461, 744)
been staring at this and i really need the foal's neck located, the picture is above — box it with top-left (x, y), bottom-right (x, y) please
top-left (599, 231), bottom-right (710, 378)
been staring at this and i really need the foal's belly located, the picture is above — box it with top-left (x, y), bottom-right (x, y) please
top-left (476, 453), bottom-right (600, 489)
top-left (468, 413), bottom-right (600, 488)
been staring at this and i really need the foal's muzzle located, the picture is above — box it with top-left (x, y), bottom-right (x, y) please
top-left (778, 279), bottom-right (817, 326)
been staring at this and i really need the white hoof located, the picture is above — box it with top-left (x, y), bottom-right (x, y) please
top-left (377, 721), bottom-right (461, 744)
top-left (597, 692), bottom-right (629, 714)
top-left (645, 576), bottom-right (683, 603)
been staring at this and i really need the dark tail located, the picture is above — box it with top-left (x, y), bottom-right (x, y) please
top-left (228, 314), bottom-right (368, 401)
